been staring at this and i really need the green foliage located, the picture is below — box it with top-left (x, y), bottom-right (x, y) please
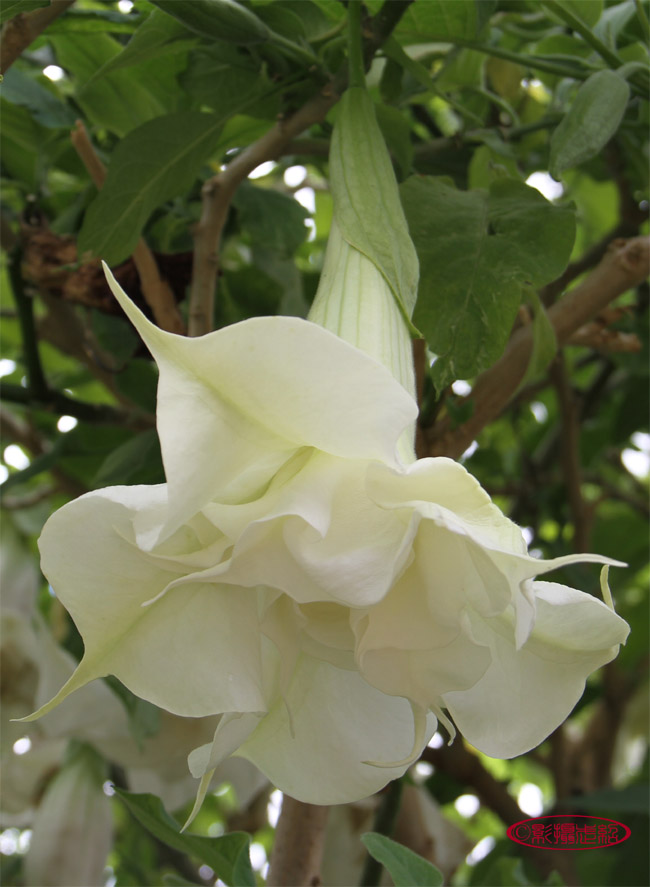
top-left (115, 790), bottom-right (255, 887)
top-left (549, 70), bottom-right (631, 178)
top-left (1, 1), bottom-right (647, 885)
top-left (402, 176), bottom-right (575, 391)
top-left (362, 832), bottom-right (444, 886)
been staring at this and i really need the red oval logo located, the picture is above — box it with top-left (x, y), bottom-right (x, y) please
top-left (507, 815), bottom-right (631, 850)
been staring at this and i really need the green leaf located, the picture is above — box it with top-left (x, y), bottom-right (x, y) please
top-left (77, 111), bottom-right (225, 265)
top-left (0, 68), bottom-right (76, 128)
top-left (0, 0), bottom-right (48, 24)
top-left (234, 183), bottom-right (309, 258)
top-left (92, 429), bottom-right (163, 487)
top-left (549, 70), bottom-right (630, 179)
top-left (49, 33), bottom-right (179, 136)
top-left (401, 176), bottom-right (575, 392)
top-left (0, 98), bottom-right (43, 188)
top-left (180, 43), bottom-right (279, 119)
top-left (330, 87), bottom-right (419, 323)
top-left (561, 782), bottom-right (650, 814)
top-left (151, 0), bottom-right (270, 44)
top-left (89, 8), bottom-right (198, 78)
top-left (115, 790), bottom-right (255, 887)
top-left (560, 0), bottom-right (603, 28)
top-left (361, 833), bottom-right (444, 887)
top-left (397, 0), bottom-right (495, 41)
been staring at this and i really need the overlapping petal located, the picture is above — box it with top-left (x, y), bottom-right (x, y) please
top-left (443, 581), bottom-right (630, 757)
top-left (104, 265), bottom-right (417, 543)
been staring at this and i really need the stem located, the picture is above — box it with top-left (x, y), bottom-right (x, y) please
top-left (541, 0), bottom-right (622, 69)
top-left (359, 778), bottom-right (405, 887)
top-left (9, 247), bottom-right (48, 399)
top-left (635, 0), bottom-right (650, 44)
top-left (347, 0), bottom-right (365, 88)
top-left (266, 795), bottom-right (329, 886)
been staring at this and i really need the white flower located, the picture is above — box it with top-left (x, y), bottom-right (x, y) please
top-left (24, 744), bottom-right (112, 887)
top-left (29, 260), bottom-right (629, 807)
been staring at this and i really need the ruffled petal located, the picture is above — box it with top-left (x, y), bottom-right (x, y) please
top-left (104, 265), bottom-right (417, 541)
top-left (35, 486), bottom-right (267, 719)
top-left (443, 581), bottom-right (630, 758)
top-left (237, 656), bottom-right (436, 804)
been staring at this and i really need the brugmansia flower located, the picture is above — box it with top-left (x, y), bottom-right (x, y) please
top-left (30, 88), bottom-right (629, 808)
top-left (24, 744), bottom-right (112, 887)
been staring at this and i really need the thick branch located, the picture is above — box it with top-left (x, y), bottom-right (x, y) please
top-left (188, 0), bottom-right (414, 337)
top-left (266, 795), bottom-right (329, 887)
top-left (426, 236), bottom-right (650, 459)
top-left (71, 121), bottom-right (185, 334)
top-left (1, 0), bottom-right (74, 74)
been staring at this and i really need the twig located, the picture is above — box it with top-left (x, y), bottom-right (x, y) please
top-left (359, 778), bottom-right (405, 887)
top-left (426, 235), bottom-right (650, 459)
top-left (266, 795), bottom-right (329, 887)
top-left (549, 355), bottom-right (591, 552)
top-left (1, 382), bottom-right (149, 427)
top-left (0, 0), bottom-right (74, 75)
top-left (70, 121), bottom-right (185, 335)
top-left (9, 247), bottom-right (47, 399)
top-left (188, 0), bottom-right (415, 337)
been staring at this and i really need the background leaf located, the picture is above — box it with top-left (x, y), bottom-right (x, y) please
top-left (549, 70), bottom-right (631, 178)
top-left (361, 832), bottom-right (444, 886)
top-left (115, 790), bottom-right (255, 887)
top-left (401, 176), bottom-right (575, 391)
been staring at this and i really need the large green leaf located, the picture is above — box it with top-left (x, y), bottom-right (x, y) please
top-left (401, 176), bottom-right (575, 391)
top-left (396, 0), bottom-right (496, 41)
top-left (234, 183), bottom-right (309, 258)
top-left (180, 43), bottom-right (279, 119)
top-left (330, 87), bottom-right (419, 323)
top-left (89, 8), bottom-right (198, 78)
top-left (549, 70), bottom-right (630, 179)
top-left (49, 33), bottom-right (181, 136)
top-left (361, 833), bottom-right (444, 887)
top-left (77, 112), bottom-right (225, 265)
top-left (151, 0), bottom-right (270, 44)
top-left (115, 790), bottom-right (255, 887)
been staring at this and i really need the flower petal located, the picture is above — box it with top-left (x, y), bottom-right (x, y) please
top-left (35, 486), bottom-right (266, 719)
top-left (443, 581), bottom-right (630, 758)
top-left (103, 265), bottom-right (417, 540)
top-left (237, 655), bottom-right (436, 804)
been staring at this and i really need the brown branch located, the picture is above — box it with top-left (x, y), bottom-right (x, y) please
top-left (549, 354), bottom-right (591, 553)
top-left (267, 795), bottom-right (329, 887)
top-left (426, 235), bottom-right (650, 459)
top-left (189, 89), bottom-right (340, 337)
top-left (0, 0), bottom-right (74, 74)
top-left (70, 121), bottom-right (186, 335)
top-left (188, 0), bottom-right (414, 337)
top-left (422, 742), bottom-right (578, 885)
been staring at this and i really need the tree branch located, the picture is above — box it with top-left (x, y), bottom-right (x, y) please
top-left (549, 354), bottom-right (591, 553)
top-left (0, 0), bottom-right (74, 75)
top-left (266, 795), bottom-right (329, 887)
top-left (188, 0), bottom-right (414, 337)
top-left (1, 382), bottom-right (150, 427)
top-left (71, 121), bottom-right (185, 335)
top-left (425, 235), bottom-right (650, 459)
